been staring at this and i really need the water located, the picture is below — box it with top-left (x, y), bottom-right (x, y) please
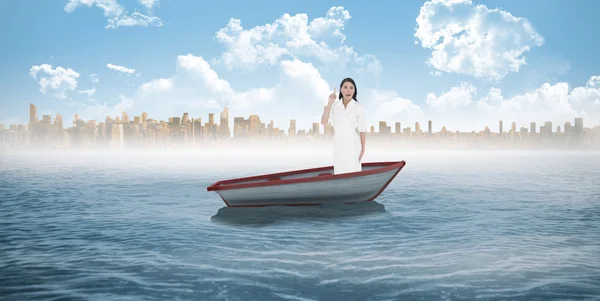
top-left (1, 149), bottom-right (599, 301)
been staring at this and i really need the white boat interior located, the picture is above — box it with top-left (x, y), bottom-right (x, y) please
top-left (218, 164), bottom-right (387, 187)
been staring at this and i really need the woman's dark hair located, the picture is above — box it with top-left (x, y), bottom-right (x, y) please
top-left (338, 77), bottom-right (358, 101)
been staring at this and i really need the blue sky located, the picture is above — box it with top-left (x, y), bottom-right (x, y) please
top-left (1, 0), bottom-right (599, 132)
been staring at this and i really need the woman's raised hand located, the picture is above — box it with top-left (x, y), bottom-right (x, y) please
top-left (328, 88), bottom-right (337, 105)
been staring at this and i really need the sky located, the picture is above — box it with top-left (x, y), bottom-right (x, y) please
top-left (1, 0), bottom-right (600, 133)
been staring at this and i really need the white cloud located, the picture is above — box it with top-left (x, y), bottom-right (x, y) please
top-left (90, 73), bottom-right (99, 83)
top-left (64, 0), bottom-right (123, 18)
top-left (76, 94), bottom-right (133, 122)
top-left (107, 63), bottom-right (136, 74)
top-left (423, 75), bottom-right (600, 131)
top-left (415, 0), bottom-right (544, 80)
top-left (75, 49), bottom-right (600, 133)
top-left (29, 64), bottom-right (80, 99)
top-left (106, 12), bottom-right (162, 29)
top-left (64, 0), bottom-right (163, 29)
top-left (138, 0), bottom-right (158, 10)
top-left (349, 76), bottom-right (600, 133)
top-left (586, 75), bottom-right (600, 88)
top-left (362, 89), bottom-right (424, 128)
top-left (80, 54), bottom-right (333, 131)
top-left (78, 88), bottom-right (97, 96)
top-left (213, 6), bottom-right (381, 79)
top-left (77, 52), bottom-right (416, 133)
top-left (570, 76), bottom-right (600, 110)
top-left (426, 81), bottom-right (476, 111)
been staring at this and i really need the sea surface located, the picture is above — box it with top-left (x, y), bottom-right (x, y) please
top-left (1, 149), bottom-right (599, 301)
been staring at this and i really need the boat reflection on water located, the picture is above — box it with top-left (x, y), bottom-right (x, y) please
top-left (211, 201), bottom-right (387, 226)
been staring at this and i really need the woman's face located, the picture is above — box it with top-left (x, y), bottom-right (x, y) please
top-left (341, 81), bottom-right (355, 100)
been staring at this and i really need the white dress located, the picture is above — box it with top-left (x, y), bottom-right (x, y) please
top-left (330, 99), bottom-right (367, 175)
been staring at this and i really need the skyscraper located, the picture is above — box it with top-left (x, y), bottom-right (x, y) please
top-left (29, 103), bottom-right (36, 124)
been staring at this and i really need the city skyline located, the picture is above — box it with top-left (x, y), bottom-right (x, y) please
top-left (5, 102), bottom-right (598, 136)
top-left (1, 102), bottom-right (598, 150)
top-left (2, 1), bottom-right (600, 134)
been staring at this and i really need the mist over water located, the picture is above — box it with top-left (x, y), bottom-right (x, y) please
top-left (1, 149), bottom-right (599, 300)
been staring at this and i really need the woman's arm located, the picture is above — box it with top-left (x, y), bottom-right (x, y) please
top-left (321, 103), bottom-right (333, 125)
top-left (359, 131), bottom-right (366, 162)
top-left (360, 132), bottom-right (366, 149)
top-left (358, 105), bottom-right (367, 161)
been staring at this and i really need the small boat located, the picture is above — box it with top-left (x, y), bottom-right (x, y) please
top-left (206, 160), bottom-right (406, 207)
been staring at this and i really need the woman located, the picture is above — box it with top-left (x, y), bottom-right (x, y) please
top-left (321, 77), bottom-right (367, 175)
